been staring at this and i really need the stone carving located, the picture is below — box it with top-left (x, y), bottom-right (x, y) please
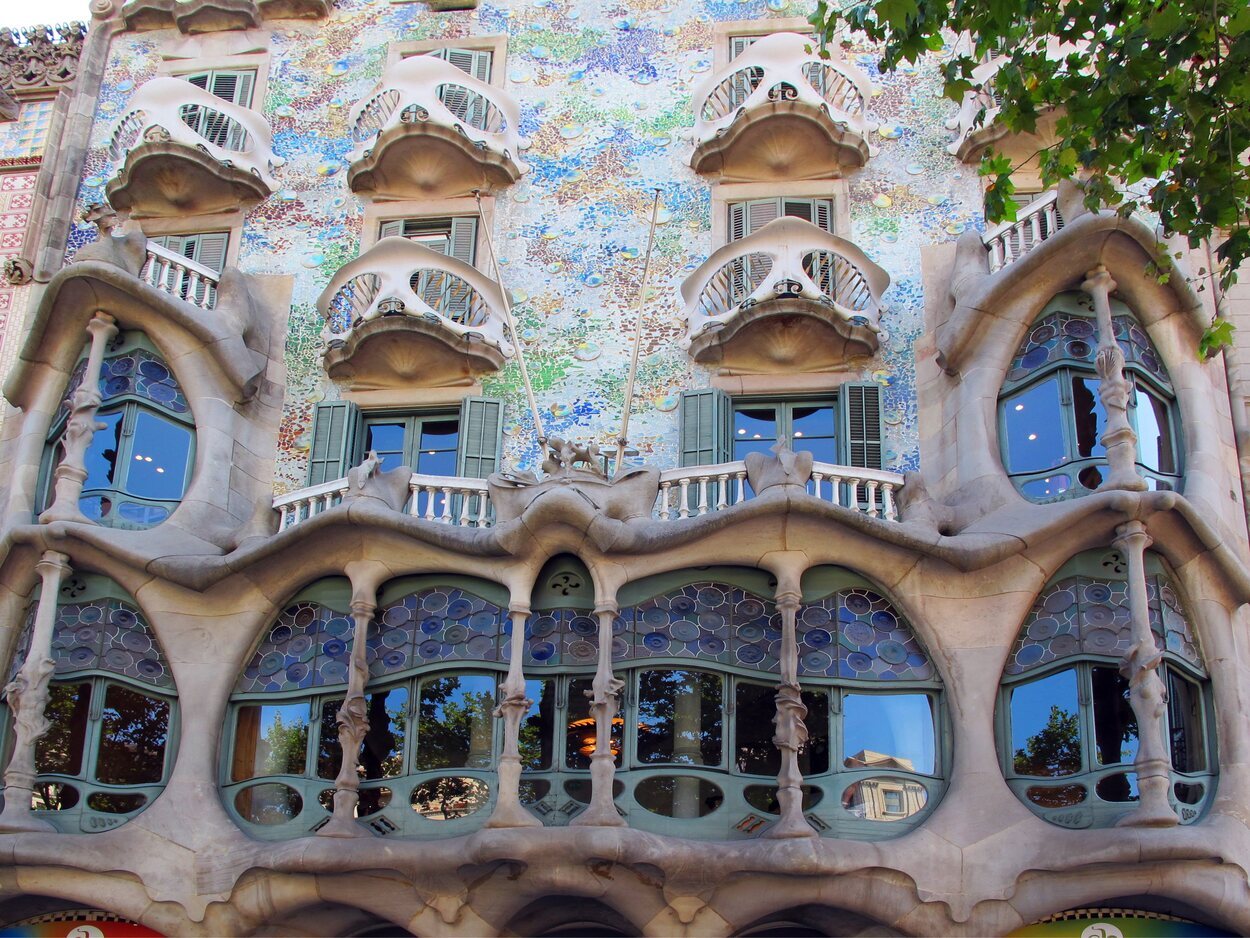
top-left (2, 257), bottom-right (32, 286)
top-left (745, 437), bottom-right (813, 495)
top-left (339, 451), bottom-right (412, 513)
top-left (1084, 267), bottom-right (1146, 493)
top-left (541, 437), bottom-right (605, 479)
top-left (0, 23), bottom-right (85, 97)
top-left (320, 598), bottom-right (375, 838)
top-left (571, 605), bottom-right (627, 828)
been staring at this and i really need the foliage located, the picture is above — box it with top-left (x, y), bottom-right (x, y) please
top-left (809, 0), bottom-right (1250, 346)
top-left (1014, 704), bottom-right (1082, 777)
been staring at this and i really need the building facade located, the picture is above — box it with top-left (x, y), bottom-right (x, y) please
top-left (0, 0), bottom-right (1246, 934)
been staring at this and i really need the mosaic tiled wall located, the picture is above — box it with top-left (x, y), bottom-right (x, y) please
top-left (66, 0), bottom-right (986, 494)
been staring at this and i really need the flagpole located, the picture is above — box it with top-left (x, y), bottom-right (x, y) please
top-left (614, 188), bottom-right (663, 478)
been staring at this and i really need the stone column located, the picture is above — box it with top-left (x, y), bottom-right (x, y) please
top-left (571, 602), bottom-right (625, 827)
top-left (1113, 520), bottom-right (1178, 827)
top-left (0, 550), bottom-right (70, 832)
top-left (1083, 267), bottom-right (1146, 492)
top-left (766, 585), bottom-right (814, 838)
top-left (486, 603), bottom-right (540, 828)
top-left (40, 312), bottom-right (119, 524)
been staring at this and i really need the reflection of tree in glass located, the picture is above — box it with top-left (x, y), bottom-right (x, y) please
top-left (35, 682), bottom-right (89, 777)
top-left (636, 670), bottom-right (722, 765)
top-left (518, 680), bottom-right (553, 771)
top-left (1014, 705), bottom-right (1081, 777)
top-left (96, 685), bottom-right (170, 784)
top-left (416, 676), bottom-right (493, 770)
top-left (411, 776), bottom-right (488, 819)
top-left (259, 712), bottom-right (308, 776)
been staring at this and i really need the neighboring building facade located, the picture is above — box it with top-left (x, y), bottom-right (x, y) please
top-left (0, 0), bottom-right (1246, 935)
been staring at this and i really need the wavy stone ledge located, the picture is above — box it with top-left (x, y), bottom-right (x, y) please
top-left (106, 141), bottom-right (273, 219)
top-left (323, 316), bottom-right (509, 390)
top-left (119, 0), bottom-right (330, 32)
top-left (347, 123), bottom-right (525, 200)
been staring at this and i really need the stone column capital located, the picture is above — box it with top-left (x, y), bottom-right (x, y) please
top-left (348, 598), bottom-right (376, 619)
top-left (508, 603), bottom-right (531, 617)
top-left (593, 601), bottom-right (619, 617)
top-left (1113, 520), bottom-right (1153, 554)
top-left (35, 551), bottom-right (71, 578)
top-left (85, 311), bottom-right (119, 340)
top-left (1082, 265), bottom-right (1118, 297)
top-left (774, 589), bottom-right (802, 609)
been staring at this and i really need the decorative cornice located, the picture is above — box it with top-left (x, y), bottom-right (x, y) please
top-left (0, 23), bottom-right (86, 99)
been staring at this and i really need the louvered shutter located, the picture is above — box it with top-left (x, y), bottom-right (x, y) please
top-left (680, 389), bottom-right (732, 467)
top-left (842, 384), bottom-right (883, 469)
top-left (729, 35), bottom-right (758, 59)
top-left (456, 397), bottom-right (504, 478)
top-left (379, 220), bottom-right (404, 239)
top-left (728, 202), bottom-right (748, 242)
top-left (432, 47), bottom-right (493, 81)
top-left (745, 198), bottom-right (781, 235)
top-left (209, 70), bottom-right (254, 106)
top-left (190, 232), bottom-right (229, 272)
top-left (448, 217), bottom-right (477, 265)
top-left (783, 199), bottom-right (814, 224)
top-left (813, 199), bottom-right (834, 233)
top-left (307, 401), bottom-right (362, 486)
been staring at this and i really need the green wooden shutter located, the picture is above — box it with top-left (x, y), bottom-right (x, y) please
top-left (190, 232), bottom-right (229, 272)
top-left (456, 396), bottom-right (504, 478)
top-left (449, 217), bottom-right (478, 266)
top-left (307, 401), bottom-right (361, 486)
top-left (842, 383), bottom-right (883, 469)
top-left (433, 48), bottom-right (493, 82)
top-left (379, 219), bottom-right (404, 239)
top-left (680, 389), bottom-right (732, 467)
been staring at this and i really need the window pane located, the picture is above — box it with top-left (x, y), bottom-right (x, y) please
top-left (1167, 668), bottom-right (1205, 773)
top-left (95, 684), bottom-right (170, 784)
top-left (1071, 376), bottom-right (1106, 458)
top-left (365, 422), bottom-right (407, 471)
top-left (36, 682), bottom-right (90, 776)
top-left (636, 669), bottom-right (722, 766)
top-left (125, 412), bottom-right (191, 499)
top-left (565, 677), bottom-right (622, 769)
top-left (83, 411), bottom-right (124, 490)
top-left (416, 674), bottom-right (494, 770)
top-left (843, 694), bottom-right (935, 775)
top-left (1002, 379), bottom-right (1066, 473)
top-left (520, 679), bottom-right (554, 771)
top-left (1091, 666), bottom-right (1138, 766)
top-left (733, 407), bottom-right (778, 460)
top-left (1010, 669), bottom-right (1081, 777)
top-left (1135, 385), bottom-right (1176, 474)
top-left (790, 405), bottom-right (837, 462)
top-left (316, 687), bottom-right (408, 781)
top-left (230, 703), bottom-right (309, 781)
top-left (734, 683), bottom-right (829, 776)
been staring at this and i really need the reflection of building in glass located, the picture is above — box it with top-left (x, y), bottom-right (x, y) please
top-left (841, 752), bottom-right (927, 820)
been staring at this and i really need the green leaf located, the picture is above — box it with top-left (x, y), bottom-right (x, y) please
top-left (1199, 318), bottom-right (1236, 360)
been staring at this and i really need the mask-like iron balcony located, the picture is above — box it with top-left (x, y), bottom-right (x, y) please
top-left (347, 56), bottom-right (528, 200)
top-left (106, 77), bottom-right (282, 217)
top-left (681, 217), bottom-right (889, 373)
top-left (318, 236), bottom-right (513, 390)
top-left (690, 32), bottom-right (877, 180)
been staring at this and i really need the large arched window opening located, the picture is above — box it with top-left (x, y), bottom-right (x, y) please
top-left (38, 332), bottom-right (194, 529)
top-left (999, 292), bottom-right (1180, 501)
top-left (998, 550), bottom-right (1214, 827)
top-left (2, 574), bottom-right (178, 832)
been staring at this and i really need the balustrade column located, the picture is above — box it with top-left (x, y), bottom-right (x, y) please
top-left (570, 602), bottom-right (625, 827)
top-left (320, 596), bottom-right (377, 838)
top-left (0, 551), bottom-right (71, 832)
top-left (767, 586), bottom-right (815, 838)
top-left (1083, 266), bottom-right (1145, 492)
top-left (486, 603), bottom-right (540, 828)
top-left (40, 313), bottom-right (119, 524)
top-left (1112, 521), bottom-right (1178, 827)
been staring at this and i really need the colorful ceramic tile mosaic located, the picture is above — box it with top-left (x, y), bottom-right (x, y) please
top-left (238, 601), bottom-right (355, 692)
top-left (1007, 572), bottom-right (1202, 675)
top-left (0, 100), bottom-right (53, 165)
top-left (797, 588), bottom-right (934, 681)
top-left (9, 598), bottom-right (174, 689)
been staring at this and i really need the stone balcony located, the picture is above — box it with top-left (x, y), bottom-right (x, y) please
top-left (119, 0), bottom-right (331, 33)
top-left (690, 32), bottom-right (876, 180)
top-left (681, 217), bottom-right (889, 373)
top-left (346, 56), bottom-right (528, 200)
top-left (318, 236), bottom-right (513, 390)
top-left (106, 77), bottom-right (283, 217)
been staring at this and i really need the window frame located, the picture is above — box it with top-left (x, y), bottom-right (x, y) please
top-left (361, 407), bottom-right (462, 477)
top-left (386, 35), bottom-right (509, 87)
top-left (730, 395), bottom-right (841, 465)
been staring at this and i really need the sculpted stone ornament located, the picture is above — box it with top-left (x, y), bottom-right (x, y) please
top-left (39, 386), bottom-right (108, 525)
top-left (571, 603), bottom-right (626, 829)
top-left (2, 257), bottom-right (32, 286)
top-left (339, 450), bottom-right (413, 513)
top-left (765, 588), bottom-right (816, 839)
top-left (320, 597), bottom-right (377, 838)
top-left (745, 437), bottom-right (813, 495)
top-left (487, 604), bottom-right (542, 829)
top-left (0, 24), bottom-right (85, 98)
top-left (1084, 266), bottom-right (1146, 493)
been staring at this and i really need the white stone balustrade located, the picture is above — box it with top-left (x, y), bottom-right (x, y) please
top-left (348, 55), bottom-right (528, 171)
top-left (108, 76), bottom-right (283, 188)
top-left (982, 189), bottom-right (1066, 272)
top-left (317, 236), bottom-right (513, 357)
top-left (274, 472), bottom-right (494, 530)
top-left (692, 32), bottom-right (876, 150)
top-left (140, 240), bottom-right (221, 310)
top-left (681, 217), bottom-right (889, 351)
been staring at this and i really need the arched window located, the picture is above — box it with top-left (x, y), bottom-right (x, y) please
top-left (39, 332), bottom-right (194, 529)
top-left (998, 550), bottom-right (1214, 827)
top-left (999, 292), bottom-right (1180, 501)
top-left (3, 574), bottom-right (177, 832)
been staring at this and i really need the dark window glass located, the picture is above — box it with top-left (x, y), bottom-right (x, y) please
top-left (230, 703), bottom-right (309, 781)
top-left (1002, 378), bottom-right (1065, 473)
top-left (82, 411), bottom-right (124, 490)
top-left (1167, 668), bottom-right (1205, 773)
top-left (843, 693), bottom-right (935, 775)
top-left (36, 682), bottom-right (90, 776)
top-left (317, 687), bottom-right (407, 781)
top-left (1071, 376), bottom-right (1106, 459)
top-left (415, 419), bottom-right (460, 476)
top-left (733, 406), bottom-right (778, 461)
top-left (1135, 384), bottom-right (1176, 474)
top-left (520, 679), bottom-right (555, 771)
top-left (565, 677), bottom-right (622, 770)
top-left (1091, 666), bottom-right (1138, 766)
top-left (790, 405), bottom-right (837, 462)
top-left (636, 669), bottom-right (722, 766)
top-left (415, 674), bottom-right (494, 770)
top-left (365, 422), bottom-right (407, 471)
top-left (1010, 669), bottom-right (1081, 777)
top-left (734, 683), bottom-right (828, 776)
top-left (95, 684), bottom-right (170, 784)
top-left (125, 412), bottom-right (192, 499)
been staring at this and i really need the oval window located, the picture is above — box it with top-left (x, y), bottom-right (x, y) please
top-left (841, 777), bottom-right (927, 821)
top-left (743, 784), bottom-right (823, 815)
top-left (1174, 782), bottom-right (1204, 805)
top-left (563, 779), bottom-right (625, 804)
top-left (235, 783), bottom-right (303, 825)
top-left (1025, 784), bottom-right (1086, 808)
top-left (317, 786), bottom-right (392, 817)
top-left (634, 776), bottom-right (723, 818)
top-left (32, 782), bottom-right (79, 811)
top-left (1095, 773), bottom-right (1139, 803)
top-left (519, 780), bottom-right (551, 804)
top-left (410, 777), bottom-right (489, 820)
top-left (86, 792), bottom-right (148, 814)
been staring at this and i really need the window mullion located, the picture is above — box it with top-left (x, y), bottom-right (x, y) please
top-left (84, 679), bottom-right (108, 786)
top-left (1077, 664), bottom-right (1096, 775)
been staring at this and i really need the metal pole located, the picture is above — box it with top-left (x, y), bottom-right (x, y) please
top-left (614, 188), bottom-right (663, 478)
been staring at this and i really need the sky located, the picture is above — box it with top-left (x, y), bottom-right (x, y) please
top-left (3, 0), bottom-right (92, 29)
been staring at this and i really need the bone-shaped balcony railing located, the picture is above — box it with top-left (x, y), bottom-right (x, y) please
top-left (348, 55), bottom-right (528, 172)
top-left (108, 77), bottom-right (282, 187)
top-left (680, 217), bottom-right (890, 350)
top-left (317, 236), bottom-right (513, 356)
top-left (692, 32), bottom-right (876, 147)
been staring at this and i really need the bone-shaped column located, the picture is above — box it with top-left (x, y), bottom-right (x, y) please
top-left (570, 602), bottom-right (625, 827)
top-left (766, 584), bottom-right (815, 838)
top-left (1083, 266), bottom-right (1146, 492)
top-left (486, 602), bottom-right (541, 828)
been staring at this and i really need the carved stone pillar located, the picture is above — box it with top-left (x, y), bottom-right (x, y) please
top-left (1082, 267), bottom-right (1146, 492)
top-left (766, 587), bottom-right (814, 838)
top-left (0, 551), bottom-right (71, 832)
top-left (486, 603), bottom-right (540, 828)
top-left (570, 602), bottom-right (625, 827)
top-left (40, 312), bottom-right (120, 524)
top-left (1113, 521), bottom-right (1178, 827)
top-left (319, 597), bottom-right (376, 838)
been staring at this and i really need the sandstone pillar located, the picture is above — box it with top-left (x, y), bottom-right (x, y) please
top-left (486, 603), bottom-right (540, 828)
top-left (570, 602), bottom-right (625, 827)
top-left (1083, 267), bottom-right (1145, 492)
top-left (766, 585), bottom-right (814, 838)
